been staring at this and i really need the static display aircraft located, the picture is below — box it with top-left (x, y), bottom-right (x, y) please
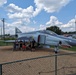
top-left (5, 28), bottom-right (76, 52)
top-left (17, 28), bottom-right (71, 47)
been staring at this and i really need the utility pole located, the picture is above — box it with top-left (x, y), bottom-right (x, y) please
top-left (1, 18), bottom-right (5, 40)
top-left (0, 27), bottom-right (2, 39)
top-left (75, 15), bottom-right (76, 38)
top-left (75, 15), bottom-right (76, 32)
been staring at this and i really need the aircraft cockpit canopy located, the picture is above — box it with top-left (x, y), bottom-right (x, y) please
top-left (40, 30), bottom-right (57, 36)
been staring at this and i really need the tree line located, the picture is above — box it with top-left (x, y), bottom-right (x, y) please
top-left (46, 26), bottom-right (76, 35)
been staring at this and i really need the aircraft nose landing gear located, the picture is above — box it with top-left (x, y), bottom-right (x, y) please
top-left (54, 46), bottom-right (59, 53)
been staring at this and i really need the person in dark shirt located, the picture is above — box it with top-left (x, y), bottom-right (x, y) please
top-left (19, 40), bottom-right (23, 50)
top-left (32, 39), bottom-right (35, 48)
top-left (31, 39), bottom-right (36, 51)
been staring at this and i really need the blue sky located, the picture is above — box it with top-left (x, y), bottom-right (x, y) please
top-left (0, 0), bottom-right (76, 34)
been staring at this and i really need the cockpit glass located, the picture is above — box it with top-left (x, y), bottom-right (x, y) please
top-left (42, 30), bottom-right (57, 35)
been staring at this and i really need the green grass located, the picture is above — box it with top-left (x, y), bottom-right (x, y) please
top-left (60, 46), bottom-right (76, 51)
top-left (0, 37), bottom-right (16, 46)
top-left (0, 40), bottom-right (13, 46)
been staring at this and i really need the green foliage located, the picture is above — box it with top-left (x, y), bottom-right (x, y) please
top-left (0, 37), bottom-right (16, 46)
top-left (0, 40), bottom-right (6, 46)
top-left (46, 26), bottom-right (62, 35)
top-left (4, 37), bottom-right (16, 40)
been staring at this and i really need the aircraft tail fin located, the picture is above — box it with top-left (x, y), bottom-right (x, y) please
top-left (15, 27), bottom-right (22, 37)
top-left (15, 27), bottom-right (22, 34)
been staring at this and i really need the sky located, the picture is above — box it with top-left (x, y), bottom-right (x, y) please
top-left (0, 0), bottom-right (76, 35)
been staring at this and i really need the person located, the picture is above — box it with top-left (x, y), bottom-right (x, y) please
top-left (19, 40), bottom-right (23, 50)
top-left (13, 41), bottom-right (16, 50)
top-left (22, 42), bottom-right (26, 51)
top-left (31, 39), bottom-right (36, 51)
top-left (15, 40), bottom-right (19, 50)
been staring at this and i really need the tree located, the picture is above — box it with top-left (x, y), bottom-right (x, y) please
top-left (46, 26), bottom-right (62, 35)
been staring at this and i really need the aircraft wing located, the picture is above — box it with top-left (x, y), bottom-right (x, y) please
top-left (5, 37), bottom-right (30, 43)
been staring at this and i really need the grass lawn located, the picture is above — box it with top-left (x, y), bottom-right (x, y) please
top-left (0, 40), bottom-right (13, 46)
top-left (60, 46), bottom-right (76, 51)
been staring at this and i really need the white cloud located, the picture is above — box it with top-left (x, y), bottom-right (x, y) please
top-left (6, 0), bottom-right (71, 24)
top-left (6, 3), bottom-right (37, 34)
top-left (61, 19), bottom-right (75, 28)
top-left (0, 0), bottom-right (7, 7)
top-left (5, 0), bottom-right (73, 34)
top-left (39, 16), bottom-right (75, 32)
top-left (33, 8), bottom-right (42, 17)
top-left (46, 16), bottom-right (63, 26)
top-left (5, 21), bottom-right (36, 34)
top-left (5, 15), bottom-right (75, 34)
top-left (34, 0), bottom-right (71, 13)
top-left (7, 4), bottom-right (34, 23)
top-left (19, 26), bottom-right (35, 33)
top-left (5, 21), bottom-right (23, 34)
top-left (7, 3), bottom-right (22, 13)
top-left (60, 19), bottom-right (75, 32)
top-left (7, 13), bottom-right (23, 19)
top-left (39, 24), bottom-right (46, 30)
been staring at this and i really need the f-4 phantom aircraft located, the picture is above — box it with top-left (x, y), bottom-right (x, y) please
top-left (5, 27), bottom-right (76, 52)
top-left (17, 28), bottom-right (72, 48)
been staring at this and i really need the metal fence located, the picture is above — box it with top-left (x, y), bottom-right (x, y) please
top-left (0, 53), bottom-right (76, 75)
